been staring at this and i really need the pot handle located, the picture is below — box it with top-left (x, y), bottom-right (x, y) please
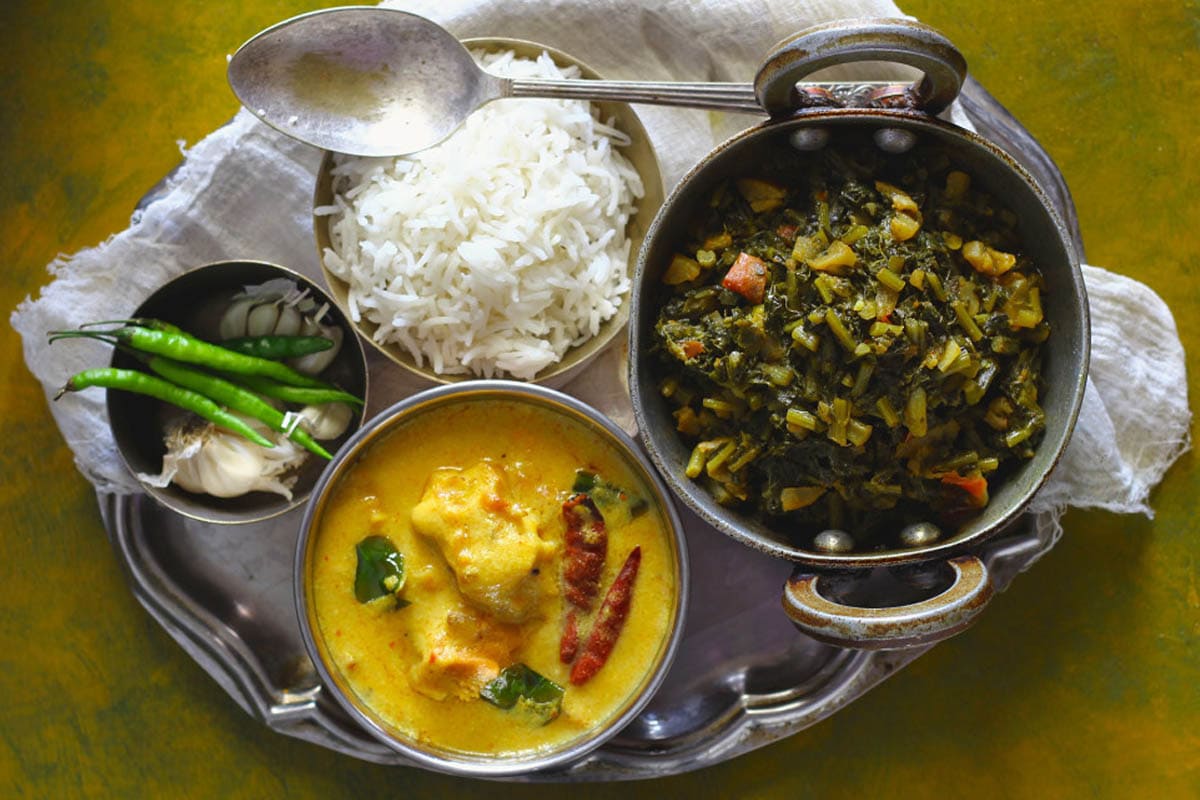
top-left (754, 18), bottom-right (967, 116)
top-left (781, 555), bottom-right (993, 650)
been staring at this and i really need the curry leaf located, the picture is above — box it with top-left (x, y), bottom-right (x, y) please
top-left (572, 469), bottom-right (648, 524)
top-left (480, 664), bottom-right (564, 725)
top-left (354, 535), bottom-right (406, 604)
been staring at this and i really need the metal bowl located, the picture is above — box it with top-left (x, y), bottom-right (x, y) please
top-left (628, 19), bottom-right (1090, 648)
top-left (312, 37), bottom-right (664, 388)
top-left (109, 260), bottom-right (369, 525)
top-left (294, 381), bottom-right (688, 777)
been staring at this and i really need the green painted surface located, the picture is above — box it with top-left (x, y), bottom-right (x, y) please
top-left (1, 1), bottom-right (1196, 797)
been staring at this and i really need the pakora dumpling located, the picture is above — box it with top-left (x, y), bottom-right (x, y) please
top-left (411, 461), bottom-right (554, 623)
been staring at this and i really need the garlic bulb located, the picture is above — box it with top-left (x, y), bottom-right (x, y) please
top-left (296, 402), bottom-right (354, 440)
top-left (139, 416), bottom-right (309, 499)
top-left (219, 278), bottom-right (344, 375)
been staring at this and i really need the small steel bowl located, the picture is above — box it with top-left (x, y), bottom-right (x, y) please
top-left (109, 260), bottom-right (369, 525)
top-left (312, 37), bottom-right (664, 388)
top-left (295, 381), bottom-right (688, 777)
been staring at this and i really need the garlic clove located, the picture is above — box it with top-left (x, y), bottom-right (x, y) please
top-left (297, 316), bottom-right (321, 337)
top-left (297, 401), bottom-right (354, 440)
top-left (246, 302), bottom-right (282, 337)
top-left (289, 324), bottom-right (344, 375)
top-left (219, 297), bottom-right (257, 340)
top-left (274, 304), bottom-right (303, 336)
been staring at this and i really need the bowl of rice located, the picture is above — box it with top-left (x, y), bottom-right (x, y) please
top-left (313, 38), bottom-right (663, 386)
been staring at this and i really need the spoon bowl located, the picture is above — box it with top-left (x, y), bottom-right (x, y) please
top-left (228, 6), bottom-right (763, 157)
top-left (229, 6), bottom-right (502, 156)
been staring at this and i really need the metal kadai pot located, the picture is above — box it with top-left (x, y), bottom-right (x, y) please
top-left (630, 18), bottom-right (1090, 650)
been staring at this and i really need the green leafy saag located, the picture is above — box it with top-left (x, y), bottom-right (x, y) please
top-left (653, 137), bottom-right (1048, 547)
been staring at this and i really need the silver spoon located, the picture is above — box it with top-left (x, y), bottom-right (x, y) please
top-left (227, 6), bottom-right (763, 157)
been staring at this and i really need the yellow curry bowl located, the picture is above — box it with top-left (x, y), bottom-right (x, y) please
top-left (311, 36), bottom-right (665, 389)
top-left (295, 381), bottom-right (689, 777)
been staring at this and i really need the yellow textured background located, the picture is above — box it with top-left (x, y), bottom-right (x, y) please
top-left (1, 1), bottom-right (1196, 797)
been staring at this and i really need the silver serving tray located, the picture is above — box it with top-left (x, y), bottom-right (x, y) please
top-left (100, 77), bottom-right (1084, 781)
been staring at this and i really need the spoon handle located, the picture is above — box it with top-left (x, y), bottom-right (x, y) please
top-left (506, 78), bottom-right (764, 114)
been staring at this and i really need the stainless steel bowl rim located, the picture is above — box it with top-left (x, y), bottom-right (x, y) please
top-left (629, 108), bottom-right (1090, 569)
top-left (111, 259), bottom-right (370, 526)
top-left (294, 379), bottom-right (690, 777)
top-left (311, 36), bottom-right (665, 390)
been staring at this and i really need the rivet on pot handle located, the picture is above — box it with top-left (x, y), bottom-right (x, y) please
top-left (754, 17), bottom-right (967, 116)
top-left (782, 555), bottom-right (993, 650)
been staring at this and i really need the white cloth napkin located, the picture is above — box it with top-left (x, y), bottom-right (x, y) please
top-left (11, 0), bottom-right (1190, 561)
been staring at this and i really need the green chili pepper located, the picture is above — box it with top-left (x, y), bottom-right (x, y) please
top-left (54, 368), bottom-right (274, 448)
top-left (48, 325), bottom-right (332, 389)
top-left (219, 335), bottom-right (333, 360)
top-left (225, 372), bottom-right (363, 408)
top-left (144, 356), bottom-right (334, 459)
top-left (81, 317), bottom-right (184, 334)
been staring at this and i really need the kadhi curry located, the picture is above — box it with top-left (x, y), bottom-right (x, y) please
top-left (305, 396), bottom-right (681, 760)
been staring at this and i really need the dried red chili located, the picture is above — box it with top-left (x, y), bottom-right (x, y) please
top-left (569, 547), bottom-right (641, 686)
top-left (559, 493), bottom-right (607, 662)
top-left (559, 611), bottom-right (581, 664)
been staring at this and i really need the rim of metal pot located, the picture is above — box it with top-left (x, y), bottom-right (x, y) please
top-left (630, 109), bottom-right (1089, 569)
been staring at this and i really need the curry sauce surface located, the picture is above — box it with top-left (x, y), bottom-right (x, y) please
top-left (310, 399), bottom-right (678, 758)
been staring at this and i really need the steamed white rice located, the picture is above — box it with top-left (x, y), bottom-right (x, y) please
top-left (317, 49), bottom-right (644, 380)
